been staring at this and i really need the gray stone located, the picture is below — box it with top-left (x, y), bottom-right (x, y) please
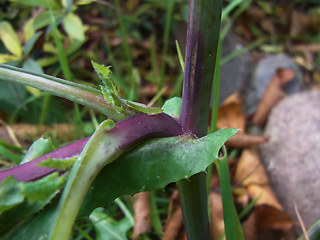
top-left (259, 90), bottom-right (320, 229)
top-left (217, 33), bottom-right (253, 104)
top-left (243, 54), bottom-right (301, 115)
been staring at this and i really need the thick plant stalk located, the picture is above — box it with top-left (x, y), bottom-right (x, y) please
top-left (177, 0), bottom-right (223, 239)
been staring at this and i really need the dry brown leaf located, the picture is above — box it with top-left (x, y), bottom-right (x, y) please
top-left (217, 93), bottom-right (246, 130)
top-left (253, 68), bottom-right (296, 127)
top-left (0, 123), bottom-right (76, 148)
top-left (290, 10), bottom-right (312, 37)
top-left (210, 190), bottom-right (258, 240)
top-left (162, 208), bottom-right (184, 240)
top-left (226, 133), bottom-right (269, 149)
top-left (293, 43), bottom-right (320, 53)
top-left (140, 83), bottom-right (172, 97)
top-left (1, 123), bottom-right (75, 140)
top-left (248, 185), bottom-right (283, 210)
top-left (242, 211), bottom-right (258, 240)
top-left (132, 192), bottom-right (151, 239)
top-left (166, 190), bottom-right (180, 223)
top-left (255, 205), bottom-right (294, 230)
top-left (261, 18), bottom-right (276, 35)
top-left (234, 149), bottom-right (269, 186)
top-left (209, 192), bottom-right (225, 240)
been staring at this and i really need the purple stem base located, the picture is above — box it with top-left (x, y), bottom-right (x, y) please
top-left (0, 113), bottom-right (184, 183)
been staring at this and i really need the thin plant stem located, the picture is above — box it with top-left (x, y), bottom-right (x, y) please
top-left (150, 33), bottom-right (159, 83)
top-left (209, 37), bottom-right (222, 134)
top-left (175, 40), bottom-right (185, 73)
top-left (214, 146), bottom-right (244, 240)
top-left (39, 94), bottom-right (51, 125)
top-left (114, 0), bottom-right (136, 100)
top-left (149, 191), bottom-right (163, 236)
top-left (159, 0), bottom-right (175, 92)
top-left (114, 198), bottom-right (134, 225)
top-left (169, 71), bottom-right (184, 98)
top-left (49, 10), bottom-right (83, 127)
top-left (207, 37), bottom-right (221, 197)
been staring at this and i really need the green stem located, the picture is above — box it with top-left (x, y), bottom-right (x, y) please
top-left (209, 37), bottom-right (222, 134)
top-left (159, 0), bottom-right (175, 91)
top-left (0, 64), bottom-right (131, 120)
top-left (214, 146), bottom-right (244, 240)
top-left (177, 0), bottom-right (223, 239)
top-left (114, 0), bottom-right (136, 100)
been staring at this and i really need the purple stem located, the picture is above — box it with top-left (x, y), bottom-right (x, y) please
top-left (177, 0), bottom-right (222, 239)
top-left (0, 113), bottom-right (184, 183)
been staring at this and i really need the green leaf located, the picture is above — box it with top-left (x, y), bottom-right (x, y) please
top-left (214, 146), bottom-right (244, 240)
top-left (62, 0), bottom-right (73, 11)
top-left (81, 128), bottom-right (239, 214)
top-left (89, 208), bottom-right (133, 240)
top-left (9, 0), bottom-right (61, 9)
top-left (0, 54), bottom-right (20, 64)
top-left (0, 21), bottom-right (22, 57)
top-left (162, 97), bottom-right (182, 119)
top-left (20, 137), bottom-right (54, 165)
top-left (22, 59), bottom-right (44, 97)
top-left (23, 59), bottom-right (44, 74)
top-left (92, 61), bottom-right (162, 115)
top-left (21, 172), bottom-right (66, 204)
top-left (0, 145), bottom-right (23, 164)
top-left (23, 11), bottom-right (64, 41)
top-left (1, 128), bottom-right (238, 239)
top-left (23, 31), bottom-right (42, 56)
top-left (92, 61), bottom-right (125, 113)
top-left (0, 176), bottom-right (24, 213)
top-left (0, 80), bottom-right (27, 114)
top-left (0, 173), bottom-right (65, 235)
top-left (63, 13), bottom-right (85, 41)
top-left (38, 156), bottom-right (77, 171)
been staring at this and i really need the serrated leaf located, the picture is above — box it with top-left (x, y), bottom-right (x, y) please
top-left (92, 61), bottom-right (119, 96)
top-left (21, 172), bottom-right (66, 204)
top-left (92, 61), bottom-right (162, 116)
top-left (0, 176), bottom-right (23, 213)
top-left (81, 128), bottom-right (238, 214)
top-left (20, 137), bottom-right (54, 165)
top-left (162, 97), bottom-right (182, 118)
top-left (63, 13), bottom-right (85, 41)
top-left (0, 173), bottom-right (65, 234)
top-left (0, 21), bottom-right (22, 57)
top-left (38, 156), bottom-right (77, 171)
top-left (92, 61), bottom-right (125, 113)
top-left (0, 128), bottom-right (238, 239)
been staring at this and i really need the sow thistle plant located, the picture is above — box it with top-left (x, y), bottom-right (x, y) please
top-left (0, 0), bottom-right (244, 239)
